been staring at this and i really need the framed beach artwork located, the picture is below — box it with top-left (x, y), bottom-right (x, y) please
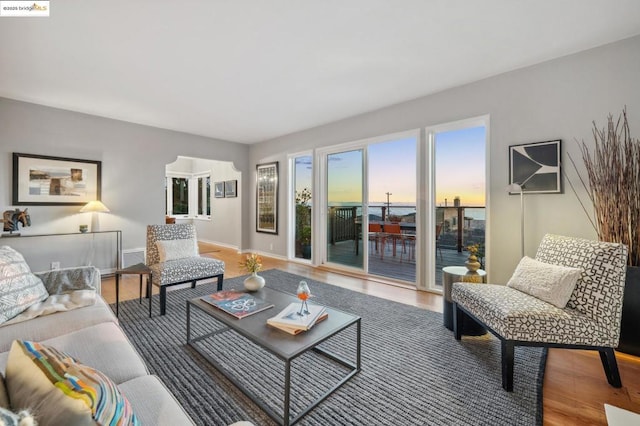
top-left (12, 153), bottom-right (102, 205)
top-left (509, 140), bottom-right (562, 194)
top-left (214, 182), bottom-right (225, 198)
top-left (224, 179), bottom-right (237, 198)
top-left (256, 162), bottom-right (278, 234)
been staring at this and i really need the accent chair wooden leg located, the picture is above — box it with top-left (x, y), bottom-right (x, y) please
top-left (191, 280), bottom-right (196, 289)
top-left (599, 348), bottom-right (622, 388)
top-left (160, 286), bottom-right (167, 316)
top-left (501, 340), bottom-right (515, 391)
top-left (217, 274), bottom-right (224, 291)
top-left (453, 303), bottom-right (462, 340)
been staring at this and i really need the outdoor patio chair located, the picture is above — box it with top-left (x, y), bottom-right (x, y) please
top-left (146, 224), bottom-right (225, 315)
top-left (452, 234), bottom-right (627, 391)
top-left (368, 223), bottom-right (383, 255)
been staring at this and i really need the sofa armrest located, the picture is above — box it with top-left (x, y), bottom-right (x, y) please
top-left (34, 266), bottom-right (102, 295)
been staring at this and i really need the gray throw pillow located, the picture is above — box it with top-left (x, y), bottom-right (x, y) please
top-left (0, 246), bottom-right (49, 323)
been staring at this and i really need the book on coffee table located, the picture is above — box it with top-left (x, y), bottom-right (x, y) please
top-left (267, 302), bottom-right (327, 332)
top-left (201, 290), bottom-right (273, 319)
top-left (268, 312), bottom-right (329, 335)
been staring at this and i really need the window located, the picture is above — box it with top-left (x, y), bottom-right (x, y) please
top-left (196, 175), bottom-right (211, 218)
top-left (166, 173), bottom-right (211, 219)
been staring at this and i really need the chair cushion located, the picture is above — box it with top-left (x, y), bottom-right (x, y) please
top-left (506, 256), bottom-right (582, 308)
top-left (452, 283), bottom-right (614, 346)
top-left (146, 224), bottom-right (197, 266)
top-left (150, 257), bottom-right (224, 286)
top-left (0, 246), bottom-right (49, 324)
top-left (5, 340), bottom-right (139, 426)
top-left (156, 238), bottom-right (198, 263)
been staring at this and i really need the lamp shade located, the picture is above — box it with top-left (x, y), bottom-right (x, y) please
top-left (80, 200), bottom-right (110, 213)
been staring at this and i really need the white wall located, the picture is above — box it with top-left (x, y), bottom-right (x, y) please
top-left (249, 35), bottom-right (640, 284)
top-left (0, 98), bottom-right (251, 268)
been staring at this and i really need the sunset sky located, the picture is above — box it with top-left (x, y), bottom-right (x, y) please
top-left (295, 126), bottom-right (486, 207)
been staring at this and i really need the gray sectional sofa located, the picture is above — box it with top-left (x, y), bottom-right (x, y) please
top-left (0, 265), bottom-right (195, 425)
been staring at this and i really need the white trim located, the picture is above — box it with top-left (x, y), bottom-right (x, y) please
top-left (424, 114), bottom-right (490, 292)
top-left (197, 238), bottom-right (239, 252)
top-left (316, 129), bottom-right (421, 280)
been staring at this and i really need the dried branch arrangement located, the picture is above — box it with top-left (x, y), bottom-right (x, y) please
top-left (580, 107), bottom-right (640, 266)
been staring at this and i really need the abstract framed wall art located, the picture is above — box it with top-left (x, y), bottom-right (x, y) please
top-left (12, 153), bottom-right (102, 205)
top-left (509, 140), bottom-right (562, 194)
top-left (224, 179), bottom-right (237, 198)
top-left (214, 182), bottom-right (225, 198)
top-left (256, 162), bottom-right (278, 234)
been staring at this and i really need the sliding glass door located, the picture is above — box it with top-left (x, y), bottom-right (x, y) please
top-left (292, 155), bottom-right (313, 260)
top-left (326, 149), bottom-right (364, 269)
top-left (429, 120), bottom-right (488, 291)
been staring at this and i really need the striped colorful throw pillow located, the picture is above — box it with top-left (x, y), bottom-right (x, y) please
top-left (5, 340), bottom-right (139, 426)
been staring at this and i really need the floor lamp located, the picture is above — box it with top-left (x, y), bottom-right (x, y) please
top-left (510, 183), bottom-right (525, 258)
top-left (80, 200), bottom-right (110, 232)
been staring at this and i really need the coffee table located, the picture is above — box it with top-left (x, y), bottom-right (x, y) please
top-left (186, 286), bottom-right (361, 426)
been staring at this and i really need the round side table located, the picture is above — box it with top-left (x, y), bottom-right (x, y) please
top-left (442, 266), bottom-right (487, 335)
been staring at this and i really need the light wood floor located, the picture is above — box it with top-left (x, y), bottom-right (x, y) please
top-left (101, 244), bottom-right (640, 425)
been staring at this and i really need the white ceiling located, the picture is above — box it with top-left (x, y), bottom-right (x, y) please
top-left (2, 1), bottom-right (640, 144)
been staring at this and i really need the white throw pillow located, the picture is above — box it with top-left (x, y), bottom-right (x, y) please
top-left (507, 256), bottom-right (582, 308)
top-left (156, 238), bottom-right (198, 262)
top-left (0, 246), bottom-right (49, 324)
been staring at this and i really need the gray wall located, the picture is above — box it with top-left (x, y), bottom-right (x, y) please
top-left (0, 98), bottom-right (250, 269)
top-left (249, 35), bottom-right (640, 284)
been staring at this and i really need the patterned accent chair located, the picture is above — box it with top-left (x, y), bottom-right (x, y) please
top-left (147, 224), bottom-right (225, 315)
top-left (452, 234), bottom-right (628, 391)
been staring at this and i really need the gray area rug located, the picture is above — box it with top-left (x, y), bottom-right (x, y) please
top-left (115, 269), bottom-right (545, 425)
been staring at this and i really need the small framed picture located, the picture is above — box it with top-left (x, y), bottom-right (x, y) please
top-left (224, 180), bottom-right (237, 198)
top-left (509, 140), bottom-right (562, 194)
top-left (214, 182), bottom-right (225, 198)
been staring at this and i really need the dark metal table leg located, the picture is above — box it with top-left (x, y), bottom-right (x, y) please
top-left (284, 359), bottom-right (291, 426)
top-left (138, 275), bottom-right (142, 304)
top-left (148, 274), bottom-right (152, 318)
top-left (115, 273), bottom-right (120, 317)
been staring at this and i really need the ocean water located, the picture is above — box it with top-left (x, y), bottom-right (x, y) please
top-left (327, 204), bottom-right (486, 222)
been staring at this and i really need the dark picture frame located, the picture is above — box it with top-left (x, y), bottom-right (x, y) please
top-left (224, 179), bottom-right (237, 198)
top-left (13, 153), bottom-right (102, 205)
top-left (214, 182), bottom-right (225, 198)
top-left (256, 162), bottom-right (278, 234)
top-left (509, 140), bottom-right (562, 194)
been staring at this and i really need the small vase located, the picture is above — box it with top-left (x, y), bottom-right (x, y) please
top-left (465, 255), bottom-right (481, 272)
top-left (244, 272), bottom-right (265, 292)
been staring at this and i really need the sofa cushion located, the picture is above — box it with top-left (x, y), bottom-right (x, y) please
top-left (0, 322), bottom-right (149, 385)
top-left (5, 340), bottom-right (139, 426)
top-left (118, 375), bottom-right (194, 425)
top-left (156, 238), bottom-right (198, 263)
top-left (150, 257), bottom-right (224, 286)
top-left (452, 283), bottom-right (614, 346)
top-left (0, 246), bottom-right (48, 324)
top-left (0, 296), bottom-right (116, 353)
top-left (506, 256), bottom-right (582, 308)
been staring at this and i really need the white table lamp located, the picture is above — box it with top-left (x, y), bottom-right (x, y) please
top-left (80, 200), bottom-right (110, 232)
